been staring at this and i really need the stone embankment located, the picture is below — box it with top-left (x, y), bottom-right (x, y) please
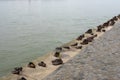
top-left (43, 22), bottom-right (120, 80)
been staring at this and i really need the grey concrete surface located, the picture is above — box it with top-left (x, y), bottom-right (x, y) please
top-left (43, 22), bottom-right (120, 80)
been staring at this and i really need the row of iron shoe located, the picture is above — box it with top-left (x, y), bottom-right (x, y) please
top-left (11, 14), bottom-right (120, 80)
top-left (53, 14), bottom-right (120, 64)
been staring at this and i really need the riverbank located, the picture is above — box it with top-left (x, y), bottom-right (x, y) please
top-left (1, 15), bottom-right (120, 80)
top-left (43, 19), bottom-right (120, 80)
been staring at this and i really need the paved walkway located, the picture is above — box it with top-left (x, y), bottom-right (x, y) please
top-left (43, 22), bottom-right (120, 80)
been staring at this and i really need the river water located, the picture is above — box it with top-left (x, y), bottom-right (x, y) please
top-left (0, 0), bottom-right (120, 77)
